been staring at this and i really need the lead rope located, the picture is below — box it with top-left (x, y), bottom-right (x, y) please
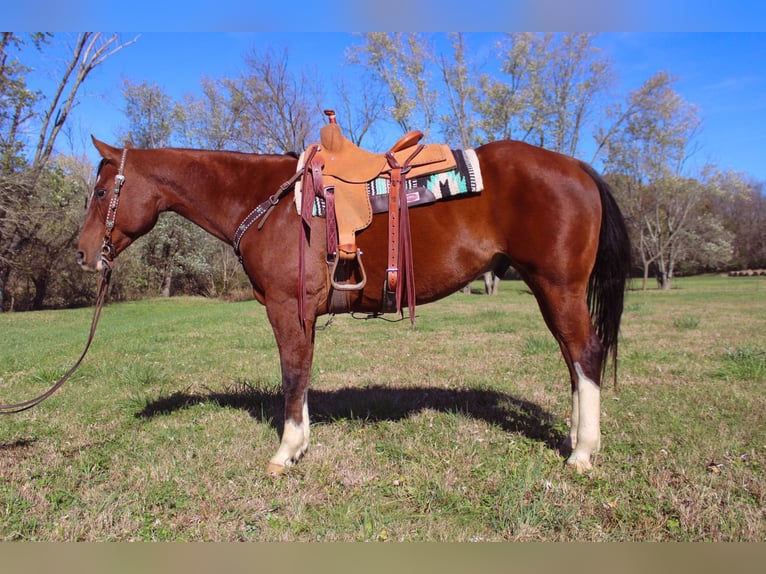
top-left (0, 149), bottom-right (127, 414)
top-left (0, 268), bottom-right (111, 414)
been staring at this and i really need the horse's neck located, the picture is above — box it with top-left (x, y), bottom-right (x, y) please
top-left (158, 151), bottom-right (294, 244)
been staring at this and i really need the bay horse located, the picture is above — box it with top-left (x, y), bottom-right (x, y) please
top-left (76, 137), bottom-right (630, 475)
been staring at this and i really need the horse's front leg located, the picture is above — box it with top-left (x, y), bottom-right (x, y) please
top-left (264, 297), bottom-right (316, 476)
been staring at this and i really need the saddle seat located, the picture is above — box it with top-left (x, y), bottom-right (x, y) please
top-left (319, 122), bottom-right (425, 183)
top-left (318, 118), bottom-right (452, 183)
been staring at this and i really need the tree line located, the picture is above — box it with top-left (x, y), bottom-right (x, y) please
top-left (1, 32), bottom-right (764, 311)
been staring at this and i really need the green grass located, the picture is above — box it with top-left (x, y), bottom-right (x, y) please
top-left (718, 346), bottom-right (766, 382)
top-left (0, 275), bottom-right (764, 541)
top-left (672, 315), bottom-right (701, 330)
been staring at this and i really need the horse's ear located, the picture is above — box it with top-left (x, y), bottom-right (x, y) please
top-left (91, 136), bottom-right (119, 160)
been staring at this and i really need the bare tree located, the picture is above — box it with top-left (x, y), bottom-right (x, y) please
top-left (33, 33), bottom-right (137, 169)
top-left (438, 32), bottom-right (479, 148)
top-left (347, 33), bottom-right (438, 138)
top-left (331, 76), bottom-right (387, 147)
top-left (225, 48), bottom-right (318, 154)
top-left (0, 33), bottom-right (135, 311)
top-left (601, 72), bottom-right (703, 289)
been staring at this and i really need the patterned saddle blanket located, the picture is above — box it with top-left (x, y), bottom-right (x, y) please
top-left (294, 147), bottom-right (483, 217)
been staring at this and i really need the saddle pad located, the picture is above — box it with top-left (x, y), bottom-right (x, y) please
top-left (295, 149), bottom-right (483, 217)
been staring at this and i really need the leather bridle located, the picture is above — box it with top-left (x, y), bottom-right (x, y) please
top-left (100, 148), bottom-right (128, 268)
top-left (0, 149), bottom-right (127, 414)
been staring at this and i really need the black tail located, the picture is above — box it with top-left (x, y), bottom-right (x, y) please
top-left (579, 163), bottom-right (631, 384)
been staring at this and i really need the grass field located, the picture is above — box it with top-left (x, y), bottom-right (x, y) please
top-left (0, 275), bottom-right (763, 541)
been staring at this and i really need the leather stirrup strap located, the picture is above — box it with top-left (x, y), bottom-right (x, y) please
top-left (321, 186), bottom-right (338, 257)
top-left (386, 164), bottom-right (401, 293)
top-left (385, 144), bottom-right (424, 320)
top-left (298, 145), bottom-right (320, 330)
top-left (398, 181), bottom-right (416, 324)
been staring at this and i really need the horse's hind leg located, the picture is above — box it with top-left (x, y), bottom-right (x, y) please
top-left (264, 298), bottom-right (315, 476)
top-left (529, 278), bottom-right (603, 472)
top-left (566, 355), bottom-right (602, 472)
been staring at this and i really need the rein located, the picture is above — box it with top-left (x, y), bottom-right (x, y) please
top-left (0, 149), bottom-right (127, 414)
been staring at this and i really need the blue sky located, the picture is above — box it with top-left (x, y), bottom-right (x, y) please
top-left (19, 32), bottom-right (766, 183)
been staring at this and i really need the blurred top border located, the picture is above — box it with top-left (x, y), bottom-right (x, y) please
top-left (4, 0), bottom-right (766, 33)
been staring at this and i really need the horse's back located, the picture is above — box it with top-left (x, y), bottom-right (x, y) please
top-left (476, 140), bottom-right (602, 222)
top-left (473, 140), bottom-right (603, 280)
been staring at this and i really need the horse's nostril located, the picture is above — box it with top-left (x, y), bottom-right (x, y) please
top-left (76, 251), bottom-right (85, 265)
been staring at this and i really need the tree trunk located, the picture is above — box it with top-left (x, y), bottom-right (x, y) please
top-left (483, 271), bottom-right (499, 295)
top-left (32, 272), bottom-right (49, 310)
top-left (161, 267), bottom-right (172, 298)
top-left (641, 262), bottom-right (649, 291)
top-left (0, 265), bottom-right (9, 312)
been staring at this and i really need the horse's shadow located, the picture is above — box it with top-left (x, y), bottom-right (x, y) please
top-left (136, 382), bottom-right (566, 452)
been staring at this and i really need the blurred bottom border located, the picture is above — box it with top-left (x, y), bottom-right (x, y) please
top-left (2, 542), bottom-right (764, 574)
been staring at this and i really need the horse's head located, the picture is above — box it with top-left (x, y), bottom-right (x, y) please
top-left (76, 137), bottom-right (161, 272)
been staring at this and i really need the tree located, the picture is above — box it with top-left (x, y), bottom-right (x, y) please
top-left (0, 33), bottom-right (135, 311)
top-left (330, 76), bottom-right (387, 147)
top-left (8, 156), bottom-right (95, 309)
top-left (542, 33), bottom-right (613, 156)
top-left (703, 168), bottom-right (766, 269)
top-left (0, 33), bottom-right (47, 173)
top-left (175, 76), bottom-right (244, 151)
top-left (225, 48), bottom-right (319, 153)
top-left (640, 176), bottom-right (729, 286)
top-left (473, 33), bottom-right (613, 156)
top-left (601, 72), bottom-right (703, 289)
top-left (673, 211), bottom-right (734, 275)
top-left (120, 79), bottom-right (177, 148)
top-left (347, 33), bottom-right (438, 138)
top-left (120, 80), bottom-right (214, 298)
top-left (472, 33), bottom-right (535, 144)
top-left (438, 32), bottom-right (479, 148)
top-left (1, 34), bottom-right (46, 310)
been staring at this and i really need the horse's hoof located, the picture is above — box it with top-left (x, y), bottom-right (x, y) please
top-left (266, 462), bottom-right (286, 477)
top-left (566, 454), bottom-right (593, 474)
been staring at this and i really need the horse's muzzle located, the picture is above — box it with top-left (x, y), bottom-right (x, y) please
top-left (76, 250), bottom-right (99, 272)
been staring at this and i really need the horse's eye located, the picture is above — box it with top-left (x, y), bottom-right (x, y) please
top-left (95, 188), bottom-right (107, 198)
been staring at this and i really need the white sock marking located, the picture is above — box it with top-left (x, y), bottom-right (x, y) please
top-left (567, 362), bottom-right (601, 472)
top-left (269, 393), bottom-right (310, 468)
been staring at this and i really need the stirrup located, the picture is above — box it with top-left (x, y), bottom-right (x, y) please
top-left (330, 250), bottom-right (367, 291)
top-left (381, 281), bottom-right (397, 314)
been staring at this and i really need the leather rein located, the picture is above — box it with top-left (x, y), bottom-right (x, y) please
top-left (0, 149), bottom-right (127, 414)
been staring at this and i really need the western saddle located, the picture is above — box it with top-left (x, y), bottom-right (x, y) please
top-left (297, 110), bottom-right (456, 325)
